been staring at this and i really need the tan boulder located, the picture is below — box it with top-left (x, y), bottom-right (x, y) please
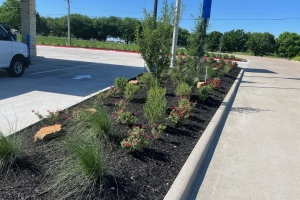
top-left (129, 80), bottom-right (139, 85)
top-left (87, 108), bottom-right (97, 114)
top-left (213, 67), bottom-right (218, 71)
top-left (34, 124), bottom-right (62, 142)
top-left (197, 82), bottom-right (206, 89)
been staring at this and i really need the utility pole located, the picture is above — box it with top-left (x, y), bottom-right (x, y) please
top-left (66, 0), bottom-right (71, 46)
top-left (219, 36), bottom-right (223, 58)
top-left (170, 0), bottom-right (181, 68)
top-left (153, 0), bottom-right (158, 28)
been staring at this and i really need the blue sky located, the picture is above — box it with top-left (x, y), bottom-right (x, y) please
top-left (1, 0), bottom-right (300, 37)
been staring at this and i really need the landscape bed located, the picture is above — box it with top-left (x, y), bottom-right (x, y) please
top-left (0, 64), bottom-right (241, 200)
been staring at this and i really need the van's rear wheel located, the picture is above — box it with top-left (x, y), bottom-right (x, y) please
top-left (7, 57), bottom-right (25, 77)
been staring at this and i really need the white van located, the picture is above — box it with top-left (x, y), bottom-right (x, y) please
top-left (0, 24), bottom-right (31, 77)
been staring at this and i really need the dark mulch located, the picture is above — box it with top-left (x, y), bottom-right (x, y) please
top-left (0, 66), bottom-right (241, 200)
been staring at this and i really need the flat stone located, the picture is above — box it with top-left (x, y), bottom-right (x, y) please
top-left (197, 82), bottom-right (206, 89)
top-left (34, 124), bottom-right (62, 142)
top-left (129, 80), bottom-right (139, 85)
top-left (87, 108), bottom-right (97, 114)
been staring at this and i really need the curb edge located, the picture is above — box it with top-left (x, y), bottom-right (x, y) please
top-left (164, 69), bottom-right (245, 200)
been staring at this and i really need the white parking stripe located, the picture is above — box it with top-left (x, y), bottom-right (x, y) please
top-left (24, 63), bottom-right (99, 76)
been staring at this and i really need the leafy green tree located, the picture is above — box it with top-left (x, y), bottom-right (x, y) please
top-left (70, 14), bottom-right (94, 40)
top-left (222, 29), bottom-right (247, 53)
top-left (120, 17), bottom-right (140, 44)
top-left (0, 0), bottom-right (21, 30)
top-left (246, 32), bottom-right (276, 56)
top-left (136, 0), bottom-right (175, 82)
top-left (276, 32), bottom-right (300, 58)
top-left (177, 27), bottom-right (190, 47)
top-left (106, 16), bottom-right (123, 38)
top-left (93, 17), bottom-right (109, 41)
top-left (205, 31), bottom-right (223, 52)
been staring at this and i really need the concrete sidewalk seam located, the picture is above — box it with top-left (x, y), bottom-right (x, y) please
top-left (164, 69), bottom-right (244, 200)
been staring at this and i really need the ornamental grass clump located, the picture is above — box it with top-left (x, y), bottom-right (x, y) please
top-left (41, 132), bottom-right (106, 199)
top-left (0, 132), bottom-right (31, 179)
top-left (114, 77), bottom-right (128, 93)
top-left (144, 86), bottom-right (167, 138)
top-left (138, 72), bottom-right (156, 90)
top-left (121, 125), bottom-right (150, 151)
top-left (124, 83), bottom-right (140, 101)
top-left (174, 82), bottom-right (192, 98)
top-left (89, 106), bottom-right (111, 140)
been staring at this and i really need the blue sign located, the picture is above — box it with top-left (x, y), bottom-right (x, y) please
top-left (202, 0), bottom-right (212, 19)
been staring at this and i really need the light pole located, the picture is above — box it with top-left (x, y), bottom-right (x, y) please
top-left (219, 36), bottom-right (223, 58)
top-left (65, 0), bottom-right (71, 46)
top-left (170, 0), bottom-right (181, 68)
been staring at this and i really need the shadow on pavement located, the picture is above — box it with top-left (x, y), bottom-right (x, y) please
top-left (0, 56), bottom-right (144, 101)
top-left (244, 68), bottom-right (277, 74)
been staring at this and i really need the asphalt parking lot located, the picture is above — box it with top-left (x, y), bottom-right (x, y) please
top-left (0, 46), bottom-right (145, 136)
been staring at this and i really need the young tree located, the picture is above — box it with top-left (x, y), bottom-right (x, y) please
top-left (186, 5), bottom-right (208, 57)
top-left (136, 0), bottom-right (175, 82)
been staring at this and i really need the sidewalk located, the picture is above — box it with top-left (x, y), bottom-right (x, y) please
top-left (191, 56), bottom-right (300, 199)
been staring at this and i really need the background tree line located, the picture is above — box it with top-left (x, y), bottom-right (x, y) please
top-left (206, 29), bottom-right (300, 58)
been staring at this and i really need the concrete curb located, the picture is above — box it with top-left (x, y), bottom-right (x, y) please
top-left (164, 69), bottom-right (244, 200)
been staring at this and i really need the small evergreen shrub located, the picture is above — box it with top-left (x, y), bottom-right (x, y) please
top-left (144, 86), bottom-right (167, 138)
top-left (124, 83), bottom-right (140, 101)
top-left (207, 66), bottom-right (216, 79)
top-left (198, 85), bottom-right (213, 102)
top-left (138, 73), bottom-right (156, 90)
top-left (114, 77), bottom-right (128, 93)
top-left (175, 82), bottom-right (192, 98)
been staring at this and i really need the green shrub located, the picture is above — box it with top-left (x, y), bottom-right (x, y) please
top-left (42, 133), bottom-right (106, 199)
top-left (96, 92), bottom-right (108, 104)
top-left (169, 97), bottom-right (196, 124)
top-left (124, 83), bottom-right (140, 101)
top-left (175, 82), bottom-right (192, 98)
top-left (0, 132), bottom-right (31, 178)
top-left (114, 77), bottom-right (128, 93)
top-left (198, 85), bottom-right (213, 102)
top-left (207, 66), bottom-right (216, 79)
top-left (138, 72), bottom-right (156, 90)
top-left (121, 126), bottom-right (150, 151)
top-left (144, 86), bottom-right (167, 138)
top-left (112, 108), bottom-right (137, 126)
top-left (219, 58), bottom-right (226, 67)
